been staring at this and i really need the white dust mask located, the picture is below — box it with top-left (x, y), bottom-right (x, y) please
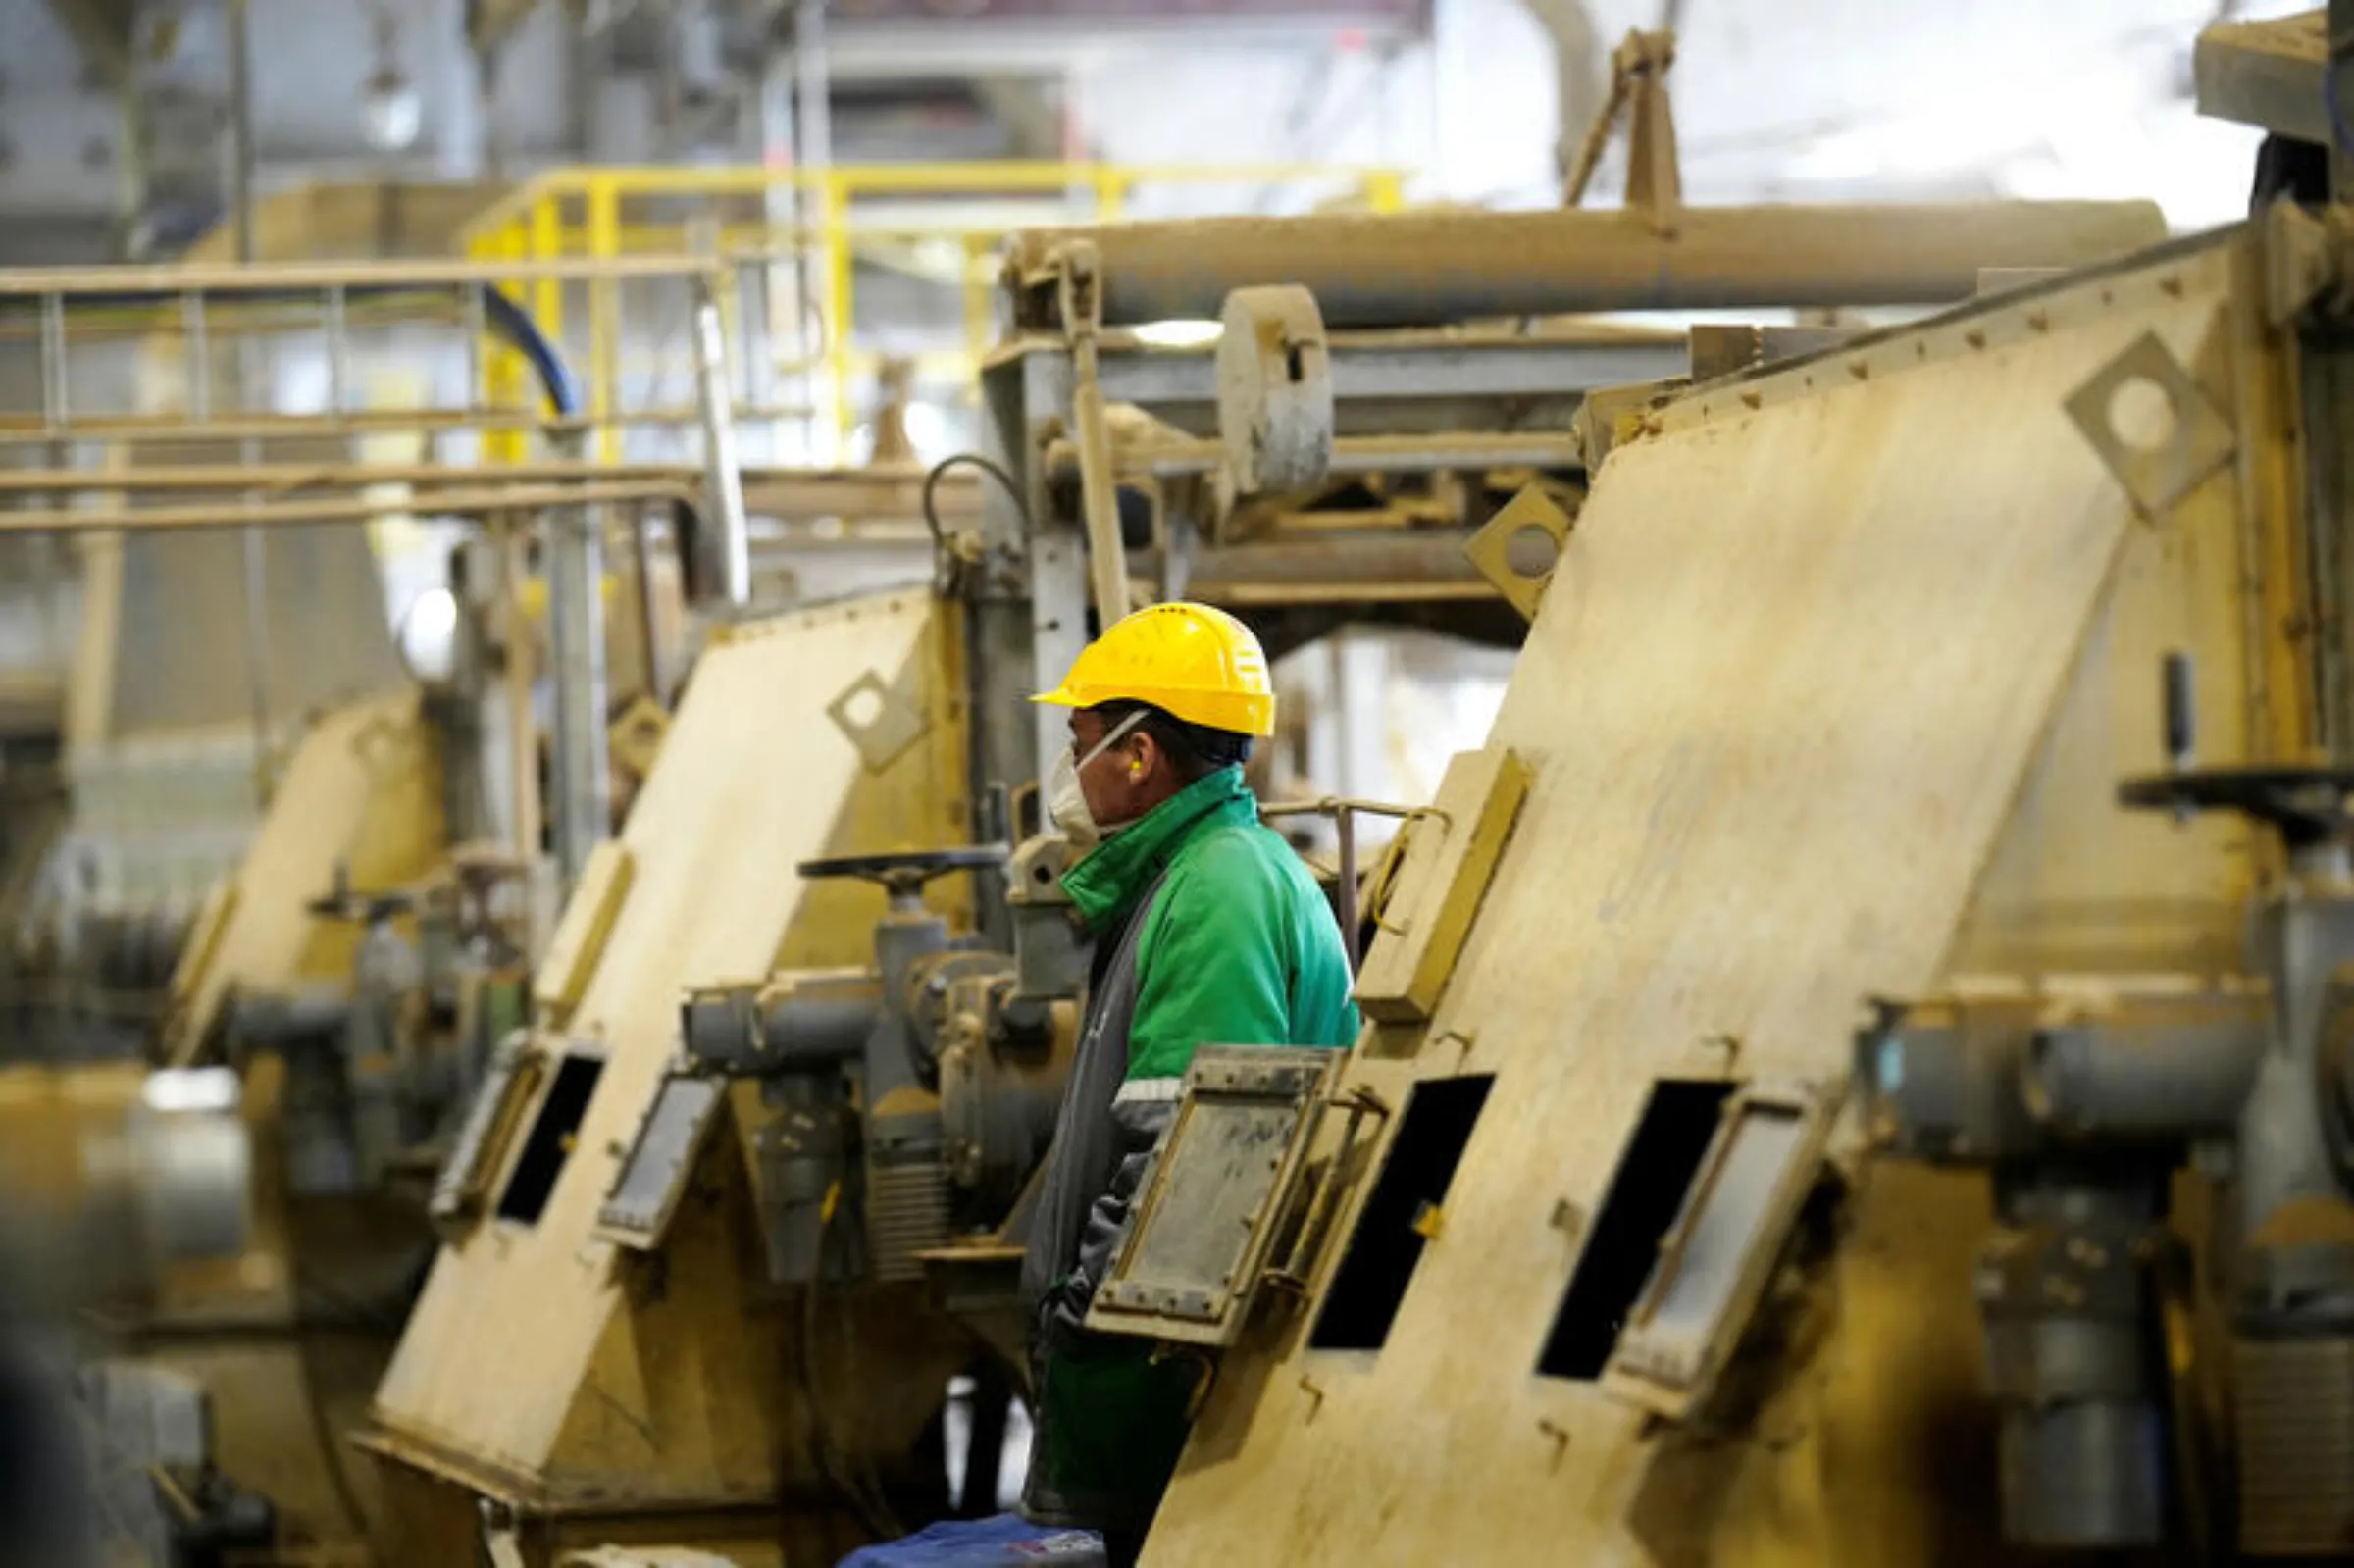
top-left (1047, 711), bottom-right (1147, 850)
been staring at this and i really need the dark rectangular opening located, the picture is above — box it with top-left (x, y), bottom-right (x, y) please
top-left (494, 1053), bottom-right (606, 1225)
top-left (1308, 1074), bottom-right (1496, 1352)
top-left (1537, 1078), bottom-right (1734, 1381)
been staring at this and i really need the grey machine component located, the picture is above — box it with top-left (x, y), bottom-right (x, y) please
top-left (77, 1360), bottom-right (275, 1568)
top-left (223, 860), bottom-right (519, 1201)
top-left (1860, 653), bottom-right (2354, 1555)
top-left (682, 844), bottom-right (1074, 1288)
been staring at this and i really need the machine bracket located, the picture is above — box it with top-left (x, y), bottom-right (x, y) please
top-left (531, 840), bottom-right (635, 1027)
top-left (594, 1072), bottom-right (730, 1250)
top-left (1464, 485), bottom-right (1575, 623)
top-left (1088, 1044), bottom-right (1350, 1347)
top-left (1216, 284), bottom-right (1334, 496)
top-left (1599, 1077), bottom-right (1843, 1421)
top-left (2063, 331), bottom-right (2236, 518)
top-left (1355, 747), bottom-right (1532, 1025)
top-left (428, 1033), bottom-right (548, 1237)
top-left (826, 665), bottom-right (932, 774)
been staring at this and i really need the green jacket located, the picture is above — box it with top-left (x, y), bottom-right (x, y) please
top-left (1062, 765), bottom-right (1360, 1084)
top-left (1020, 767), bottom-right (1358, 1535)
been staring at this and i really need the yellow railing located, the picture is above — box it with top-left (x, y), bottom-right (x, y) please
top-left (460, 161), bottom-right (1407, 463)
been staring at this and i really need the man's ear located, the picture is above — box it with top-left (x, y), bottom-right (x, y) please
top-left (1124, 727), bottom-right (1160, 783)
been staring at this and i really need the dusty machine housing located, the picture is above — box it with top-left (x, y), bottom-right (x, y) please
top-left (1032, 17), bottom-right (2354, 1566)
top-left (347, 86), bottom-right (2213, 1568)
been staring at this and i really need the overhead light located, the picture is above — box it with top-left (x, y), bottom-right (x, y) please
top-left (143, 1067), bottom-right (241, 1115)
top-left (396, 585), bottom-right (460, 683)
top-left (361, 7), bottom-right (422, 153)
top-left (364, 66), bottom-right (423, 152)
top-left (1131, 320), bottom-right (1222, 349)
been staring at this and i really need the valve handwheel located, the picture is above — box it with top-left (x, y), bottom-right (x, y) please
top-left (798, 845), bottom-right (1010, 901)
top-left (2118, 651), bottom-right (2354, 850)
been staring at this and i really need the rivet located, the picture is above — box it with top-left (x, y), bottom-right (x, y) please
top-left (1739, 390), bottom-right (1762, 410)
top-left (1550, 1198), bottom-right (1583, 1237)
top-left (1965, 329), bottom-right (1988, 350)
top-left (1846, 361), bottom-right (1868, 380)
top-left (2026, 311), bottom-right (2050, 333)
top-left (2161, 276), bottom-right (2185, 298)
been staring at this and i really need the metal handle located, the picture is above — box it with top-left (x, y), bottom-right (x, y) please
top-left (1264, 1086), bottom-right (1392, 1297)
top-left (2163, 650), bottom-right (2195, 772)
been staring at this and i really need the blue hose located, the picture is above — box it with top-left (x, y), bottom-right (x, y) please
top-left (477, 285), bottom-right (582, 416)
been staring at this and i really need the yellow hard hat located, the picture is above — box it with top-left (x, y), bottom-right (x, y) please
top-left (1031, 602), bottom-right (1276, 738)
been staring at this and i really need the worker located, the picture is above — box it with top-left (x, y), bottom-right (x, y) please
top-left (1019, 602), bottom-right (1360, 1564)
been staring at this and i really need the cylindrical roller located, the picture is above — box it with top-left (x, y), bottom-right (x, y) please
top-left (1217, 284), bottom-right (1333, 495)
top-left (2024, 1009), bottom-right (2268, 1138)
top-left (1004, 201), bottom-right (2170, 329)
top-left (1978, 1176), bottom-right (2171, 1549)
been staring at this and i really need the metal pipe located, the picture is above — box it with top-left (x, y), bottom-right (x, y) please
top-left (1070, 355), bottom-right (1131, 624)
top-left (795, 0), bottom-right (836, 459)
top-left (38, 295), bottom-right (67, 432)
top-left (1128, 531), bottom-right (1493, 601)
top-left (0, 405), bottom-right (813, 447)
top-left (1042, 430), bottom-right (1585, 481)
top-left (2024, 1012), bottom-right (2270, 1138)
top-left (0, 481), bottom-right (695, 536)
top-left (0, 255), bottom-right (720, 295)
top-left (545, 436), bottom-right (611, 888)
top-left (691, 286), bottom-right (752, 606)
top-left (0, 461), bottom-right (977, 520)
top-left (494, 515), bottom-right (541, 941)
top-left (1003, 201), bottom-right (2171, 329)
top-left (228, 0), bottom-right (256, 267)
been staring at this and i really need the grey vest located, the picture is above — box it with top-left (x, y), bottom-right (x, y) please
top-left (1020, 870), bottom-right (1173, 1344)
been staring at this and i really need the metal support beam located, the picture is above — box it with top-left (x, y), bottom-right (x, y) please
top-left (1131, 531), bottom-right (1493, 605)
top-left (227, 0), bottom-right (256, 267)
top-left (2195, 11), bottom-right (2328, 147)
top-left (1003, 201), bottom-right (2171, 329)
top-left (691, 284), bottom-right (752, 606)
top-left (545, 435), bottom-right (611, 889)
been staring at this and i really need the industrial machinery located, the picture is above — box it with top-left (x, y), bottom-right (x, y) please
top-left (360, 593), bottom-right (990, 1567)
top-left (333, 30), bottom-right (2210, 1565)
top-left (991, 13), bottom-right (2354, 1566)
top-left (679, 844), bottom-right (1077, 1294)
top-left (1858, 671), bottom-right (2354, 1553)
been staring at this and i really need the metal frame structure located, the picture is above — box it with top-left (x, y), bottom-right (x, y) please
top-left (0, 253), bottom-right (729, 452)
top-left (458, 161), bottom-right (1409, 459)
top-left (961, 320), bottom-right (1692, 861)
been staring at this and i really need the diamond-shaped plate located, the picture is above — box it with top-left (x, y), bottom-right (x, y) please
top-left (826, 666), bottom-right (931, 774)
top-left (2064, 331), bottom-right (2236, 517)
top-left (1464, 484), bottom-right (1575, 623)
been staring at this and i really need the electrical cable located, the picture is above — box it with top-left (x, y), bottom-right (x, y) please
top-left (922, 453), bottom-right (1032, 562)
top-left (797, 1184), bottom-right (900, 1542)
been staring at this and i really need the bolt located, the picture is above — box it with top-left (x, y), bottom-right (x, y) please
top-left (1537, 1418), bottom-right (1570, 1472)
